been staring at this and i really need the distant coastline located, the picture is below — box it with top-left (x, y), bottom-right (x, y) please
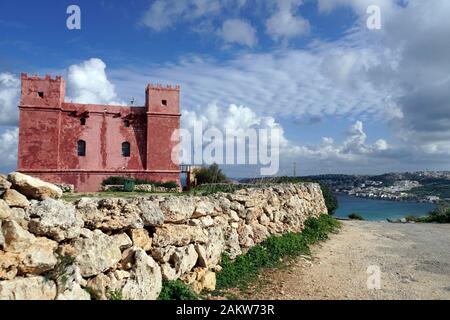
top-left (334, 194), bottom-right (436, 221)
top-left (334, 192), bottom-right (438, 205)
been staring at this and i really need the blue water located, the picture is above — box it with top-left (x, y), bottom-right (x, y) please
top-left (335, 194), bottom-right (436, 221)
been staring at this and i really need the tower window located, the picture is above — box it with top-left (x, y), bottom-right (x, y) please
top-left (77, 140), bottom-right (86, 157)
top-left (122, 142), bottom-right (130, 157)
top-left (124, 119), bottom-right (130, 127)
top-left (38, 92), bottom-right (44, 98)
top-left (162, 99), bottom-right (167, 106)
top-left (80, 118), bottom-right (86, 126)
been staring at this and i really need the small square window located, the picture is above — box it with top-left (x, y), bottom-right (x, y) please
top-left (38, 92), bottom-right (44, 98)
top-left (80, 118), bottom-right (86, 126)
top-left (162, 100), bottom-right (168, 106)
top-left (124, 119), bottom-right (130, 127)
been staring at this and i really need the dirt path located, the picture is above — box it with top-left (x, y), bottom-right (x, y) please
top-left (235, 221), bottom-right (450, 300)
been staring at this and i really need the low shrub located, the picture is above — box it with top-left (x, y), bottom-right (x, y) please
top-left (215, 214), bottom-right (340, 290)
top-left (101, 176), bottom-right (177, 190)
top-left (348, 213), bottom-right (364, 221)
top-left (158, 280), bottom-right (200, 300)
top-left (407, 205), bottom-right (450, 223)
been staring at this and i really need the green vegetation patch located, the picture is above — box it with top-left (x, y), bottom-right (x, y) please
top-left (348, 213), bottom-right (365, 221)
top-left (215, 214), bottom-right (341, 290)
top-left (406, 205), bottom-right (450, 223)
top-left (101, 176), bottom-right (177, 189)
top-left (158, 280), bottom-right (200, 300)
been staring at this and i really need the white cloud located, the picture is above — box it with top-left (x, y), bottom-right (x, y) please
top-left (140, 0), bottom-right (227, 32)
top-left (265, 0), bottom-right (310, 41)
top-left (67, 58), bottom-right (124, 105)
top-left (219, 19), bottom-right (257, 47)
top-left (109, 42), bottom-right (395, 123)
top-left (0, 73), bottom-right (20, 126)
top-left (286, 121), bottom-right (390, 166)
top-left (0, 127), bottom-right (19, 173)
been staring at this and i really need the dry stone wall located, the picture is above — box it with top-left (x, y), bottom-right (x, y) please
top-left (0, 173), bottom-right (328, 300)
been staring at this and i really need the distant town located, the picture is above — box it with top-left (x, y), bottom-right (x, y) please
top-left (304, 171), bottom-right (450, 204)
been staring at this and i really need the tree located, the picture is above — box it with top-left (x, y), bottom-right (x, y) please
top-left (194, 163), bottom-right (227, 185)
top-left (320, 184), bottom-right (339, 214)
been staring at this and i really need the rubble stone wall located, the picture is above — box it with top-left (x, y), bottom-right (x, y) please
top-left (0, 172), bottom-right (328, 300)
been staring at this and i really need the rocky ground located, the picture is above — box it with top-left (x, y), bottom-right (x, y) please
top-left (229, 221), bottom-right (450, 300)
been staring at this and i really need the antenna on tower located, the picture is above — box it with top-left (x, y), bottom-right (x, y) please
top-left (130, 97), bottom-right (135, 106)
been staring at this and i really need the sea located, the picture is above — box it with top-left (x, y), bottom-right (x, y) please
top-left (334, 194), bottom-right (436, 221)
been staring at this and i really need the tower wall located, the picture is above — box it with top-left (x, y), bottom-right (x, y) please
top-left (17, 74), bottom-right (64, 170)
top-left (146, 85), bottom-right (181, 175)
top-left (17, 74), bottom-right (181, 192)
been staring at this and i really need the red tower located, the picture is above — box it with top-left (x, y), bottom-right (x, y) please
top-left (17, 73), bottom-right (181, 192)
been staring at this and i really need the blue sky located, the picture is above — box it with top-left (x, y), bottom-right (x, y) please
top-left (1, 0), bottom-right (450, 177)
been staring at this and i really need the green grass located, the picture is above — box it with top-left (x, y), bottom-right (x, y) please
top-left (43, 254), bottom-right (76, 285)
top-left (348, 213), bottom-right (364, 221)
top-left (62, 191), bottom-right (174, 202)
top-left (215, 214), bottom-right (340, 291)
top-left (158, 280), bottom-right (200, 300)
top-left (405, 205), bottom-right (450, 224)
top-left (107, 289), bottom-right (125, 300)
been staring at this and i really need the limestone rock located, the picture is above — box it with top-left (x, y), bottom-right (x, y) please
top-left (230, 201), bottom-right (245, 217)
top-left (152, 224), bottom-right (208, 247)
top-left (0, 251), bottom-right (19, 280)
top-left (130, 229), bottom-right (152, 251)
top-left (1, 219), bottom-right (36, 252)
top-left (258, 213), bottom-right (271, 226)
top-left (205, 226), bottom-right (225, 266)
top-left (77, 198), bottom-right (143, 231)
top-left (228, 210), bottom-right (240, 223)
top-left (0, 175), bottom-right (12, 196)
top-left (160, 263), bottom-right (179, 281)
top-left (8, 172), bottom-right (62, 200)
top-left (134, 199), bottom-right (164, 226)
top-left (112, 233), bottom-right (133, 250)
top-left (1, 219), bottom-right (57, 275)
top-left (198, 215), bottom-right (214, 227)
top-left (250, 223), bottom-right (270, 244)
top-left (9, 208), bottom-right (29, 229)
top-left (0, 276), bottom-right (57, 300)
top-left (0, 223), bottom-right (4, 249)
top-left (245, 206), bottom-right (264, 223)
top-left (225, 228), bottom-right (242, 259)
top-left (55, 265), bottom-right (90, 300)
top-left (2, 189), bottom-right (30, 208)
top-left (201, 271), bottom-right (216, 292)
top-left (122, 249), bottom-right (162, 300)
top-left (191, 269), bottom-right (216, 294)
top-left (159, 197), bottom-right (196, 223)
top-left (86, 272), bottom-right (124, 300)
top-left (171, 244), bottom-right (198, 276)
top-left (238, 224), bottom-right (254, 248)
top-left (28, 199), bottom-right (83, 241)
top-left (71, 229), bottom-right (122, 277)
top-left (119, 247), bottom-right (135, 270)
top-left (19, 237), bottom-right (58, 275)
top-left (195, 244), bottom-right (208, 268)
top-left (150, 246), bottom-right (176, 263)
top-left (56, 284), bottom-right (90, 300)
top-left (0, 199), bottom-right (12, 220)
top-left (216, 197), bottom-right (231, 214)
top-left (193, 200), bottom-right (216, 218)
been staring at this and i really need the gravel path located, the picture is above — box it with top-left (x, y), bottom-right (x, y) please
top-left (239, 221), bottom-right (450, 300)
